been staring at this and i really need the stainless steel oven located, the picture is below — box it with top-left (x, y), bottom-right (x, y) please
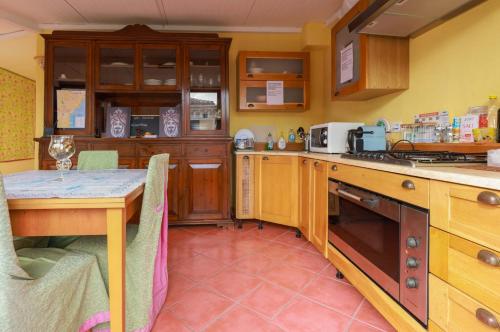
top-left (328, 180), bottom-right (429, 326)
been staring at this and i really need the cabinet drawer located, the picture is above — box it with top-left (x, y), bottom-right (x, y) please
top-left (429, 274), bottom-right (500, 331)
top-left (118, 158), bottom-right (137, 169)
top-left (137, 144), bottom-right (182, 157)
top-left (92, 143), bottom-right (135, 157)
top-left (328, 163), bottom-right (429, 208)
top-left (430, 180), bottom-right (500, 252)
top-left (185, 144), bottom-right (226, 157)
top-left (430, 227), bottom-right (500, 313)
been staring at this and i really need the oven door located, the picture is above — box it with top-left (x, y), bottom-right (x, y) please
top-left (328, 181), bottom-right (401, 299)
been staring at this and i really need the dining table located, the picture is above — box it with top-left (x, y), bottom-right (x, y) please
top-left (4, 169), bottom-right (147, 332)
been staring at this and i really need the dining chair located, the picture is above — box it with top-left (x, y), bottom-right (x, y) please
top-left (47, 150), bottom-right (121, 249)
top-left (77, 150), bottom-right (119, 170)
top-left (0, 174), bottom-right (110, 332)
top-left (68, 153), bottom-right (170, 331)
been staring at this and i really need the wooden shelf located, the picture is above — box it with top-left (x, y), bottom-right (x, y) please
top-left (393, 142), bottom-right (500, 153)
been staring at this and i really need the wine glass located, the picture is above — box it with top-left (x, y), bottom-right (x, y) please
top-left (48, 135), bottom-right (76, 180)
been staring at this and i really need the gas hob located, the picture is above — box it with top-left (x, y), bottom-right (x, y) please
top-left (341, 150), bottom-right (487, 167)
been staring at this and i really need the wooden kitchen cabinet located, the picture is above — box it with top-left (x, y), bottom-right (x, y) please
top-left (235, 154), bottom-right (255, 220)
top-left (429, 274), bottom-right (500, 332)
top-left (238, 51), bottom-right (310, 111)
top-left (331, 0), bottom-right (409, 100)
top-left (310, 159), bottom-right (328, 255)
top-left (299, 157), bottom-right (312, 239)
top-left (254, 155), bottom-right (299, 227)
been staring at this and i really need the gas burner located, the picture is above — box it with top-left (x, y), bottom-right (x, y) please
top-left (341, 150), bottom-right (487, 167)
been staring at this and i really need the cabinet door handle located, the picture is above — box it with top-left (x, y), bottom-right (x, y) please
top-left (247, 73), bottom-right (254, 78)
top-left (263, 156), bottom-right (269, 161)
top-left (247, 103), bottom-right (255, 108)
top-left (331, 165), bottom-right (338, 171)
top-left (302, 159), bottom-right (307, 165)
top-left (402, 180), bottom-right (415, 190)
top-left (477, 249), bottom-right (500, 267)
top-left (476, 308), bottom-right (500, 328)
top-left (314, 161), bottom-right (320, 167)
top-left (243, 155), bottom-right (249, 160)
top-left (296, 74), bottom-right (303, 79)
top-left (297, 103), bottom-right (304, 107)
top-left (477, 191), bottom-right (500, 206)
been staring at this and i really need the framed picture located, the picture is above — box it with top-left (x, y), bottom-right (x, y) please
top-left (159, 105), bottom-right (181, 137)
top-left (56, 89), bottom-right (86, 129)
top-left (105, 107), bottom-right (131, 138)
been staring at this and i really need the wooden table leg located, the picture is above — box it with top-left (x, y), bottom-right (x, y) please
top-left (107, 208), bottom-right (126, 332)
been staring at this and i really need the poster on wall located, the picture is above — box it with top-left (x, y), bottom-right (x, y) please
top-left (56, 89), bottom-right (86, 128)
top-left (0, 68), bottom-right (35, 162)
top-left (105, 107), bottom-right (131, 138)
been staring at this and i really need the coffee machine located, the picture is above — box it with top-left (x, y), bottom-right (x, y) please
top-left (347, 126), bottom-right (386, 153)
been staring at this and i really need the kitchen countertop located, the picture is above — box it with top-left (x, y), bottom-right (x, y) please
top-left (235, 150), bottom-right (500, 191)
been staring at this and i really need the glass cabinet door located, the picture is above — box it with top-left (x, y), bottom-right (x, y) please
top-left (96, 44), bottom-right (136, 89)
top-left (239, 81), bottom-right (307, 111)
top-left (239, 52), bottom-right (309, 81)
top-left (187, 46), bottom-right (226, 134)
top-left (140, 44), bottom-right (180, 90)
top-left (49, 43), bottom-right (91, 135)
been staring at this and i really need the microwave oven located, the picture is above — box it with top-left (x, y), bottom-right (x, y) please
top-left (310, 122), bottom-right (364, 153)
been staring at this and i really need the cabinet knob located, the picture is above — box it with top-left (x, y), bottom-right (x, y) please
top-left (302, 159), bottom-right (307, 165)
top-left (263, 156), bottom-right (269, 161)
top-left (243, 155), bottom-right (249, 160)
top-left (314, 161), bottom-right (320, 167)
top-left (476, 308), bottom-right (500, 328)
top-left (477, 191), bottom-right (500, 206)
top-left (331, 165), bottom-right (338, 171)
top-left (477, 249), bottom-right (500, 267)
top-left (401, 180), bottom-right (415, 190)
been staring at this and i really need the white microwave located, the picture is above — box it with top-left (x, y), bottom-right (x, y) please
top-left (310, 122), bottom-right (364, 153)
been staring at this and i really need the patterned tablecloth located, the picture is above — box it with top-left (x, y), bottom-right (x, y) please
top-left (3, 169), bottom-right (147, 199)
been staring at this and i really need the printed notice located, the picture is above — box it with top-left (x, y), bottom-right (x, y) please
top-left (266, 81), bottom-right (284, 105)
top-left (340, 42), bottom-right (354, 84)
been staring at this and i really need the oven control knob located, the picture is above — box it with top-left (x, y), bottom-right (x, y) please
top-left (407, 236), bottom-right (419, 248)
top-left (406, 257), bottom-right (419, 268)
top-left (406, 277), bottom-right (419, 289)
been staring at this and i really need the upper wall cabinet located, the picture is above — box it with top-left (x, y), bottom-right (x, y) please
top-left (238, 51), bottom-right (310, 111)
top-left (331, 0), bottom-right (409, 101)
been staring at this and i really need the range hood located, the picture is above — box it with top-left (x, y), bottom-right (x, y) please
top-left (348, 0), bottom-right (485, 38)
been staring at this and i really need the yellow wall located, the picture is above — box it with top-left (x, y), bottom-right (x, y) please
top-left (0, 33), bottom-right (39, 174)
top-left (220, 31), bottom-right (326, 137)
top-left (324, 1), bottom-right (500, 127)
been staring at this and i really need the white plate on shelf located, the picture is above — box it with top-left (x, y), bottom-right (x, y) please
top-left (161, 62), bottom-right (176, 66)
top-left (164, 79), bottom-right (176, 85)
top-left (110, 62), bottom-right (130, 66)
top-left (144, 79), bottom-right (162, 85)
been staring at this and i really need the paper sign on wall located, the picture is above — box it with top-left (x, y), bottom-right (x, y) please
top-left (266, 81), bottom-right (284, 105)
top-left (340, 42), bottom-right (354, 84)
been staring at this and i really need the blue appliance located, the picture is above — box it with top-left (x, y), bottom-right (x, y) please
top-left (347, 126), bottom-right (386, 152)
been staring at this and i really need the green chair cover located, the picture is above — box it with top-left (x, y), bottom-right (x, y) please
top-left (68, 153), bottom-right (170, 331)
top-left (0, 174), bottom-right (110, 331)
top-left (47, 150), bottom-right (120, 249)
top-left (77, 150), bottom-right (119, 170)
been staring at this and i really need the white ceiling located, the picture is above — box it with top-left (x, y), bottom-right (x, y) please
top-left (0, 0), bottom-right (348, 38)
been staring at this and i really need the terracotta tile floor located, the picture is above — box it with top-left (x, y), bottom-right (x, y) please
top-left (152, 222), bottom-right (396, 332)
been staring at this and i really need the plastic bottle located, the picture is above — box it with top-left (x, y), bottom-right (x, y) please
top-left (278, 131), bottom-right (286, 150)
top-left (487, 95), bottom-right (498, 142)
top-left (452, 117), bottom-right (461, 143)
top-left (288, 129), bottom-right (296, 143)
top-left (265, 132), bottom-right (274, 150)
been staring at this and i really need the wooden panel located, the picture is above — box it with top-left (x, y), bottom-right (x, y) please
top-left (10, 209), bottom-right (107, 235)
top-left (298, 157), bottom-right (311, 239)
top-left (184, 144), bottom-right (226, 157)
top-left (137, 144), bottom-right (182, 157)
top-left (311, 160), bottom-right (328, 256)
top-left (184, 159), bottom-right (228, 220)
top-left (430, 180), bottom-right (500, 252)
top-left (429, 273), bottom-right (500, 332)
top-left (327, 244), bottom-right (425, 332)
top-left (254, 155), bottom-right (298, 227)
top-left (118, 157), bottom-right (136, 169)
top-left (328, 163), bottom-right (429, 208)
top-left (236, 154), bottom-right (255, 219)
top-left (92, 142), bottom-right (135, 156)
top-left (139, 157), bottom-right (181, 221)
top-left (430, 227), bottom-right (500, 312)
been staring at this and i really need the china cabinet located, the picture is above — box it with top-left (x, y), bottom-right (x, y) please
top-left (238, 51), bottom-right (309, 111)
top-left (37, 25), bottom-right (232, 226)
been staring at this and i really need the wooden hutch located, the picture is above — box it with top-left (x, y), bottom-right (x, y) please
top-left (36, 25), bottom-right (233, 226)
